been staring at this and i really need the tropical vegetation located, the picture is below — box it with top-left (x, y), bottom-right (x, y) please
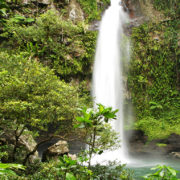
top-left (0, 0), bottom-right (179, 179)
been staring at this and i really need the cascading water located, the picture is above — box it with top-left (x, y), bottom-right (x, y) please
top-left (92, 0), bottom-right (130, 163)
top-left (91, 0), bottom-right (180, 174)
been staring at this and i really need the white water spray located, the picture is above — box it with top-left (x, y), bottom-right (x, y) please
top-left (92, 0), bottom-right (130, 163)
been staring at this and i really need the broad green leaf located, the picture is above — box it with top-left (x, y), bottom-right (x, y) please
top-left (26, 18), bottom-right (34, 23)
top-left (76, 116), bottom-right (85, 122)
top-left (66, 172), bottom-right (77, 180)
top-left (0, 163), bottom-right (25, 170)
top-left (159, 170), bottom-right (165, 177)
top-left (84, 118), bottom-right (92, 124)
top-left (0, 169), bottom-right (16, 176)
top-left (151, 165), bottom-right (162, 170)
top-left (167, 166), bottom-right (177, 176)
top-left (98, 104), bottom-right (104, 113)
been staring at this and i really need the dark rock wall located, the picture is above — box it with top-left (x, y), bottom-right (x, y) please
top-left (128, 130), bottom-right (180, 158)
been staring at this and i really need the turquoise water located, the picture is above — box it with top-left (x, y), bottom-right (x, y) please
top-left (126, 157), bottom-right (180, 179)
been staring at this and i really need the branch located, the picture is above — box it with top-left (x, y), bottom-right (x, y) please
top-left (23, 136), bottom-right (54, 165)
top-left (90, 127), bottom-right (96, 167)
top-left (12, 126), bottom-right (25, 162)
top-left (23, 130), bottom-right (89, 165)
top-left (17, 126), bottom-right (26, 139)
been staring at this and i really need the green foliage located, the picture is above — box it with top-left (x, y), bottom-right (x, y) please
top-left (0, 144), bottom-right (8, 161)
top-left (75, 104), bottom-right (120, 166)
top-left (0, 0), bottom-right (9, 24)
top-left (90, 161), bottom-right (134, 180)
top-left (153, 0), bottom-right (180, 18)
top-left (0, 162), bottom-right (25, 177)
top-left (143, 164), bottom-right (179, 180)
top-left (77, 0), bottom-right (110, 22)
top-left (27, 155), bottom-right (133, 180)
top-left (28, 155), bottom-right (92, 180)
top-left (0, 51), bottom-right (83, 128)
top-left (0, 51), bottom-right (88, 163)
top-left (7, 14), bottom-right (34, 24)
top-left (129, 20), bottom-right (180, 139)
top-left (156, 143), bottom-right (167, 147)
top-left (1, 9), bottom-right (97, 80)
top-left (58, 155), bottom-right (92, 180)
top-left (135, 115), bottom-right (180, 140)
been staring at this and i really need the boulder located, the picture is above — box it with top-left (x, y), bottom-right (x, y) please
top-left (170, 152), bottom-right (180, 159)
top-left (22, 0), bottom-right (31, 4)
top-left (38, 0), bottom-right (51, 5)
top-left (68, 153), bottom-right (77, 160)
top-left (128, 130), bottom-right (180, 159)
top-left (42, 140), bottom-right (69, 161)
top-left (47, 140), bottom-right (69, 155)
top-left (21, 0), bottom-right (51, 5)
top-left (19, 133), bottom-right (39, 163)
top-left (0, 129), bottom-right (39, 163)
top-left (88, 20), bottom-right (100, 31)
top-left (69, 0), bottom-right (84, 22)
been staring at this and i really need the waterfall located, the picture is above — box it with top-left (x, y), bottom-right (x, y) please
top-left (92, 0), bottom-right (130, 163)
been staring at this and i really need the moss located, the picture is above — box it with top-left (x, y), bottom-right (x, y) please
top-left (129, 19), bottom-right (180, 139)
top-left (156, 143), bottom-right (167, 147)
top-left (153, 0), bottom-right (180, 18)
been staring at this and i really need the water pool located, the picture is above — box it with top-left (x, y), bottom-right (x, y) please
top-left (126, 157), bottom-right (180, 179)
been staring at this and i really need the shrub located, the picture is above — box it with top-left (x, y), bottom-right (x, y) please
top-left (27, 155), bottom-right (92, 180)
top-left (77, 0), bottom-right (110, 22)
top-left (0, 51), bottom-right (88, 164)
top-left (1, 9), bottom-right (97, 80)
top-left (90, 161), bottom-right (134, 180)
top-left (129, 20), bottom-right (180, 139)
top-left (74, 104), bottom-right (120, 166)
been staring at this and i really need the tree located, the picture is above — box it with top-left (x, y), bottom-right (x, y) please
top-left (0, 51), bottom-right (87, 164)
top-left (74, 104), bottom-right (120, 166)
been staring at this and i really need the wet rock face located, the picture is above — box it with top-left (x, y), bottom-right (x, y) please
top-left (128, 130), bottom-right (180, 158)
top-left (170, 152), bottom-right (180, 159)
top-left (20, 0), bottom-right (85, 22)
top-left (122, 0), bottom-right (143, 18)
top-left (68, 0), bottom-right (84, 22)
top-left (88, 20), bottom-right (100, 31)
top-left (88, 0), bottom-right (147, 32)
top-left (162, 134), bottom-right (180, 153)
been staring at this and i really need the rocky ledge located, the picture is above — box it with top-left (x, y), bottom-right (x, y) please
top-left (128, 130), bottom-right (180, 159)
